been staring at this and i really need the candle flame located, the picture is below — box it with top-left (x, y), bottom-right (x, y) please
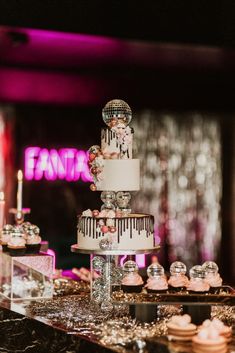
top-left (0, 191), bottom-right (4, 201)
top-left (17, 170), bottom-right (23, 181)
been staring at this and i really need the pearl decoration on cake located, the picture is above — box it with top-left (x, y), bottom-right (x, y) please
top-left (90, 184), bottom-right (97, 191)
top-left (101, 225), bottom-right (109, 233)
top-left (92, 210), bottom-right (99, 217)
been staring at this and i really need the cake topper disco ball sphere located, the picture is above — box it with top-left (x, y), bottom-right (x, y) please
top-left (102, 99), bottom-right (132, 126)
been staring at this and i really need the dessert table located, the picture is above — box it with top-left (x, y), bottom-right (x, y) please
top-left (0, 278), bottom-right (234, 353)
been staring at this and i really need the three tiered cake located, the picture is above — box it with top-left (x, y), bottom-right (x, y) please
top-left (77, 100), bottom-right (155, 250)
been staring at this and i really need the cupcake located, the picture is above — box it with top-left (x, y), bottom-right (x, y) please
top-left (1, 224), bottom-right (13, 252)
top-left (187, 265), bottom-right (210, 294)
top-left (7, 226), bottom-right (26, 256)
top-left (24, 224), bottom-right (41, 254)
top-left (192, 325), bottom-right (227, 353)
top-left (168, 261), bottom-right (189, 292)
top-left (200, 318), bottom-right (232, 343)
top-left (167, 314), bottom-right (197, 341)
top-left (121, 260), bottom-right (144, 293)
top-left (145, 263), bottom-right (168, 293)
top-left (202, 261), bottom-right (223, 294)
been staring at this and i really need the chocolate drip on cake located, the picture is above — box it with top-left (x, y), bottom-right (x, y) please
top-left (130, 218), bottom-right (132, 239)
top-left (101, 128), bottom-right (133, 158)
top-left (95, 219), bottom-right (99, 239)
top-left (79, 215), bottom-right (154, 243)
top-left (93, 219), bottom-right (96, 239)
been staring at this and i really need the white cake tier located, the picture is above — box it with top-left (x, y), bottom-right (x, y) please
top-left (96, 159), bottom-right (140, 191)
top-left (77, 214), bottom-right (155, 250)
top-left (101, 127), bottom-right (133, 159)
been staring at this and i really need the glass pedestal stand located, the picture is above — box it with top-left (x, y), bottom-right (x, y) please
top-left (71, 245), bottom-right (160, 316)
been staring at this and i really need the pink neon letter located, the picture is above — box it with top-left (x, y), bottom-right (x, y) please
top-left (75, 150), bottom-right (93, 182)
top-left (24, 147), bottom-right (92, 182)
top-left (25, 147), bottom-right (40, 180)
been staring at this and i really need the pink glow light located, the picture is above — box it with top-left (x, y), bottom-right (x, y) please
top-left (120, 254), bottom-right (146, 268)
top-left (25, 147), bottom-right (92, 182)
top-left (46, 248), bottom-right (56, 274)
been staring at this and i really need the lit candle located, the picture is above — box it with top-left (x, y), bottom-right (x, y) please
top-left (17, 170), bottom-right (23, 214)
top-left (0, 191), bottom-right (5, 229)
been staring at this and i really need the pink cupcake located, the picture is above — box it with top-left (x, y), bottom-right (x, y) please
top-left (187, 265), bottom-right (210, 294)
top-left (121, 260), bottom-right (144, 293)
top-left (202, 261), bottom-right (223, 294)
top-left (168, 261), bottom-right (189, 292)
top-left (24, 224), bottom-right (41, 254)
top-left (7, 226), bottom-right (26, 256)
top-left (145, 263), bottom-right (168, 293)
top-left (1, 224), bottom-right (13, 252)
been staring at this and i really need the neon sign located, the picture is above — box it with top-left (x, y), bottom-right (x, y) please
top-left (24, 147), bottom-right (92, 182)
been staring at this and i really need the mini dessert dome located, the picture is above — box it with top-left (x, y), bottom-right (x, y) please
top-left (187, 265), bottom-right (210, 293)
top-left (7, 226), bottom-right (26, 256)
top-left (202, 261), bottom-right (222, 293)
top-left (168, 261), bottom-right (189, 292)
top-left (145, 263), bottom-right (168, 293)
top-left (121, 260), bottom-right (143, 293)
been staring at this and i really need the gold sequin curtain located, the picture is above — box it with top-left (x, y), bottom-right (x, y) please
top-left (132, 111), bottom-right (222, 269)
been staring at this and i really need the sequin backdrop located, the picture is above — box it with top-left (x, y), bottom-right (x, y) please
top-left (132, 111), bottom-right (222, 270)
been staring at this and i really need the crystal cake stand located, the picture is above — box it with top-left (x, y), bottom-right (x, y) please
top-left (71, 244), bottom-right (160, 312)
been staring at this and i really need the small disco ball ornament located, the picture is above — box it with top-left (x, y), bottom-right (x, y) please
top-left (99, 238), bottom-right (112, 250)
top-left (202, 261), bottom-right (219, 274)
top-left (88, 145), bottom-right (101, 155)
top-left (147, 263), bottom-right (164, 278)
top-left (100, 191), bottom-right (116, 203)
top-left (170, 261), bottom-right (187, 276)
top-left (189, 265), bottom-right (206, 279)
top-left (123, 260), bottom-right (138, 274)
top-left (116, 191), bottom-right (131, 208)
top-left (102, 99), bottom-right (132, 127)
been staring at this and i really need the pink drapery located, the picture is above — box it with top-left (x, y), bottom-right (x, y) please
top-left (0, 106), bottom-right (15, 223)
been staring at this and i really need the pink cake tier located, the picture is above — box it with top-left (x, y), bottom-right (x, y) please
top-left (77, 213), bottom-right (154, 250)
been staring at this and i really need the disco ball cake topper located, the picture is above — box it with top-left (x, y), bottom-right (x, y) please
top-left (102, 99), bottom-right (132, 127)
